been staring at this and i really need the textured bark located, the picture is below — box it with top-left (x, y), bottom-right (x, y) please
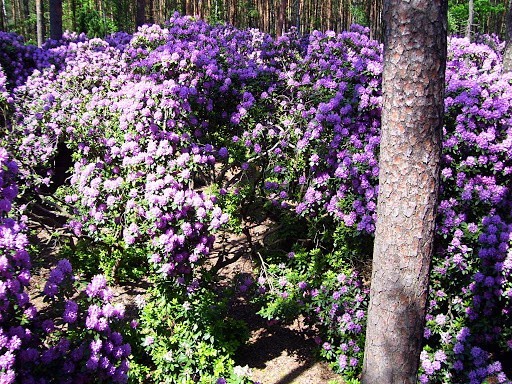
top-left (49, 0), bottom-right (63, 40)
top-left (503, 0), bottom-right (512, 72)
top-left (466, 0), bottom-right (474, 40)
top-left (367, 0), bottom-right (382, 41)
top-left (147, 0), bottom-right (154, 24)
top-left (0, 0), bottom-right (5, 30)
top-left (292, 0), bottom-right (299, 33)
top-left (136, 0), bottom-right (146, 27)
top-left (277, 0), bottom-right (286, 36)
top-left (361, 1), bottom-right (447, 383)
top-left (36, 0), bottom-right (44, 46)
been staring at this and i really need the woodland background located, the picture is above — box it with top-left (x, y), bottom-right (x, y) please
top-left (0, 0), bottom-right (510, 45)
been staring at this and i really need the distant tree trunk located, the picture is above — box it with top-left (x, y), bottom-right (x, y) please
top-left (49, 0), bottom-right (63, 40)
top-left (466, 0), bottom-right (474, 39)
top-left (503, 0), bottom-right (512, 71)
top-left (147, 0), bottom-right (155, 23)
top-left (361, 0), bottom-right (447, 383)
top-left (0, 0), bottom-right (4, 30)
top-left (277, 0), bottom-right (286, 35)
top-left (185, 0), bottom-right (192, 15)
top-left (36, 0), bottom-right (44, 46)
top-left (292, 0), bottom-right (299, 33)
top-left (22, 0), bottom-right (30, 36)
top-left (368, 0), bottom-right (382, 41)
top-left (70, 0), bottom-right (77, 30)
top-left (136, 0), bottom-right (146, 26)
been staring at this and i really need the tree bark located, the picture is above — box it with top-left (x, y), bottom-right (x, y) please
top-left (503, 0), bottom-right (512, 71)
top-left (277, 0), bottom-right (286, 35)
top-left (49, 0), bottom-right (63, 40)
top-left (0, 0), bottom-right (5, 30)
top-left (22, 0), bottom-right (29, 36)
top-left (147, 0), bottom-right (155, 23)
top-left (136, 0), bottom-right (146, 27)
top-left (36, 0), bottom-right (44, 46)
top-left (361, 0), bottom-right (447, 383)
top-left (466, 0), bottom-right (474, 39)
top-left (293, 0), bottom-right (300, 33)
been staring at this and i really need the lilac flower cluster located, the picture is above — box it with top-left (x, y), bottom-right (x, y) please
top-left (306, 271), bottom-right (368, 377)
top-left (22, 262), bottom-right (131, 383)
top-left (11, 37), bottom-right (127, 189)
top-left (0, 147), bottom-right (33, 384)
top-left (0, 32), bottom-right (39, 89)
top-left (1, 148), bottom-right (130, 383)
top-left (417, 37), bottom-right (512, 383)
top-left (0, 65), bottom-right (8, 101)
top-left (233, 26), bottom-right (382, 233)
top-left (8, 15), bottom-right (289, 285)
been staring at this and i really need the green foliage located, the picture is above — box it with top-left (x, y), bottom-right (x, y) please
top-left (207, 0), bottom-right (226, 25)
top-left (76, 2), bottom-right (117, 37)
top-left (59, 237), bottom-right (149, 283)
top-left (254, 222), bottom-right (370, 380)
top-left (350, 4), bottom-right (368, 27)
top-left (129, 283), bottom-right (252, 383)
top-left (448, 0), bottom-right (506, 35)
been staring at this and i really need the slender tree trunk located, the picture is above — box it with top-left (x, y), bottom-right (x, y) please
top-left (36, 0), bottom-right (44, 46)
top-left (277, 0), bottom-right (286, 35)
top-left (70, 0), bottom-right (77, 31)
top-left (147, 0), bottom-right (154, 23)
top-left (503, 0), bottom-right (512, 71)
top-left (466, 0), bottom-right (474, 39)
top-left (361, 0), bottom-right (447, 383)
top-left (136, 0), bottom-right (146, 26)
top-left (369, 0), bottom-right (383, 41)
top-left (0, 0), bottom-right (4, 30)
top-left (22, 0), bottom-right (29, 37)
top-left (292, 0), bottom-right (299, 33)
top-left (49, 0), bottom-right (63, 40)
top-left (10, 0), bottom-right (15, 30)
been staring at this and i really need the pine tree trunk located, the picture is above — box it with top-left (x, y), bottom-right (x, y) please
top-left (136, 0), bottom-right (146, 26)
top-left (70, 0), bottom-right (77, 31)
top-left (466, 0), bottom-right (474, 40)
top-left (503, 0), bottom-right (512, 72)
top-left (36, 0), bottom-right (44, 46)
top-left (369, 0), bottom-right (382, 41)
top-left (361, 0), bottom-right (447, 383)
top-left (0, 0), bottom-right (5, 30)
top-left (277, 0), bottom-right (286, 35)
top-left (147, 0), bottom-right (154, 23)
top-left (49, 0), bottom-right (63, 40)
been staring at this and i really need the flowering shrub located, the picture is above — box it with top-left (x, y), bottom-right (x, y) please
top-left (3, 16), bottom-right (279, 382)
top-left (0, 147), bottom-right (130, 383)
top-left (0, 32), bottom-right (39, 89)
top-left (0, 147), bottom-right (30, 383)
top-left (0, 15), bottom-right (511, 383)
top-left (417, 37), bottom-right (512, 383)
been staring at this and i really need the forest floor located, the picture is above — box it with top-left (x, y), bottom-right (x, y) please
top-left (213, 224), bottom-right (345, 384)
top-left (28, 219), bottom-right (345, 384)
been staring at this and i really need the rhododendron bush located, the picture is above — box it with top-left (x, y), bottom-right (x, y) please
top-left (0, 149), bottom-right (130, 383)
top-left (0, 14), bottom-right (511, 383)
